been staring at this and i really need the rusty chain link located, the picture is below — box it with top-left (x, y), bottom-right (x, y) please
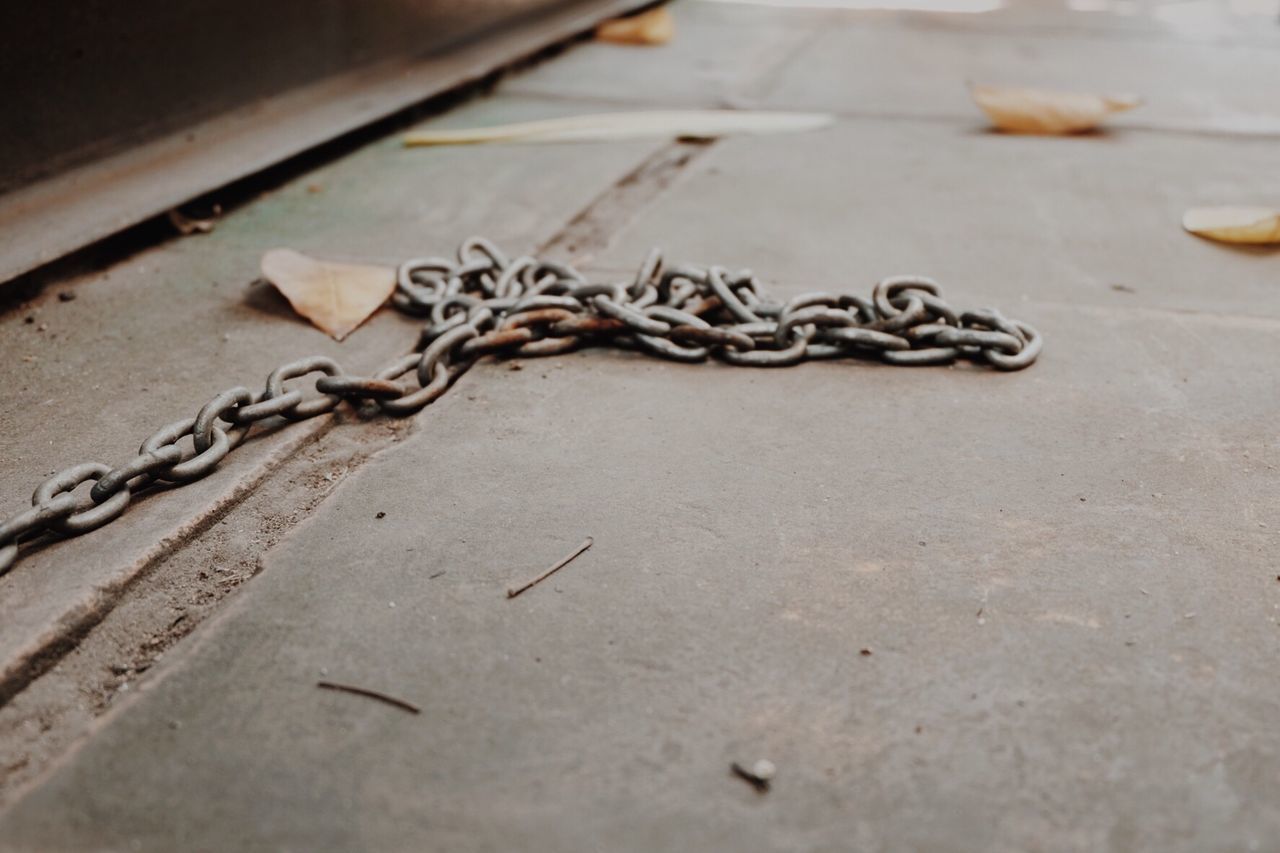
top-left (0, 236), bottom-right (1041, 573)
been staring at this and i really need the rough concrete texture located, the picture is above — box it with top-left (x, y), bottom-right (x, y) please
top-left (591, 121), bottom-right (1280, 319)
top-left (5, 311), bottom-right (1280, 851)
top-left (3, 0), bottom-right (1280, 850)
top-left (0, 95), bottom-right (662, 696)
top-left (0, 415), bottom-right (415, 809)
top-left (503, 0), bottom-right (822, 108)
top-left (751, 24), bottom-right (1280, 134)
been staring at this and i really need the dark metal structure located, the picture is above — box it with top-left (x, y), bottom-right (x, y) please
top-left (0, 0), bottom-right (637, 284)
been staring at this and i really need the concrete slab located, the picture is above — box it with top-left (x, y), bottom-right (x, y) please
top-left (6, 1), bottom-right (1280, 849)
top-left (590, 119), bottom-right (1280, 321)
top-left (0, 94), bottom-right (663, 695)
top-left (509, 1), bottom-right (1280, 119)
top-left (823, 0), bottom-right (1280, 46)
top-left (750, 21), bottom-right (1280, 135)
top-left (503, 0), bottom-right (826, 108)
top-left (3, 300), bottom-right (1278, 851)
top-left (954, 17), bottom-right (1275, 50)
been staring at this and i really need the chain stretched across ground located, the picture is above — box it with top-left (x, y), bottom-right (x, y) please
top-left (0, 236), bottom-right (1042, 573)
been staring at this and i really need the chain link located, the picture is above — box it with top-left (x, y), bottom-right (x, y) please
top-left (0, 237), bottom-right (1042, 574)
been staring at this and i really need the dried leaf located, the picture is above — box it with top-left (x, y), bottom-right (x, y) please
top-left (403, 110), bottom-right (833, 147)
top-left (970, 85), bottom-right (1141, 135)
top-left (260, 249), bottom-right (395, 341)
top-left (596, 7), bottom-right (675, 45)
top-left (1182, 206), bottom-right (1280, 245)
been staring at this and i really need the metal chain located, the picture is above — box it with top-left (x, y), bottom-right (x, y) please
top-left (0, 236), bottom-right (1041, 574)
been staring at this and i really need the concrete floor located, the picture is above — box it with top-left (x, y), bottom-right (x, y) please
top-left (2, 0), bottom-right (1280, 850)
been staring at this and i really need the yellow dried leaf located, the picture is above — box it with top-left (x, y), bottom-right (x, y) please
top-left (970, 85), bottom-right (1141, 135)
top-left (260, 249), bottom-right (395, 341)
top-left (403, 110), bottom-right (833, 147)
top-left (1182, 206), bottom-right (1280, 245)
top-left (596, 7), bottom-right (675, 45)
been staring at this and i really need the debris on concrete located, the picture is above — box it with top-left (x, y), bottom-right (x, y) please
top-left (970, 84), bottom-right (1141, 135)
top-left (316, 681), bottom-right (421, 715)
top-left (259, 249), bottom-right (396, 341)
top-left (731, 759), bottom-right (776, 793)
top-left (56, 292), bottom-right (75, 302)
top-left (166, 206), bottom-right (221, 236)
top-left (595, 6), bottom-right (674, 46)
top-left (1182, 206), bottom-right (1280, 245)
top-left (402, 110), bottom-right (834, 147)
top-left (506, 537), bottom-right (593, 599)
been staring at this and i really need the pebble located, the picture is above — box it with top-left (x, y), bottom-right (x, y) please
top-left (752, 759), bottom-right (776, 781)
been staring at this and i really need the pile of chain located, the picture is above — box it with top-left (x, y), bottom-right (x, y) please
top-left (0, 236), bottom-right (1041, 573)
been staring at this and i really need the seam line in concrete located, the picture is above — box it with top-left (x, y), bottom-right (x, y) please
top-left (0, 126), bottom-right (715, 805)
top-left (0, 420), bottom-right (335, 708)
top-left (539, 138), bottom-right (719, 260)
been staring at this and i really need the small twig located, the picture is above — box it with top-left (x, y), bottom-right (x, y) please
top-left (316, 680), bottom-right (420, 714)
top-left (506, 537), bottom-right (593, 598)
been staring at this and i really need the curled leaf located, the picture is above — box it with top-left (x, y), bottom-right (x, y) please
top-left (596, 7), bottom-right (675, 45)
top-left (403, 110), bottom-right (833, 147)
top-left (1182, 206), bottom-right (1280, 245)
top-left (260, 249), bottom-right (395, 340)
top-left (971, 85), bottom-right (1141, 135)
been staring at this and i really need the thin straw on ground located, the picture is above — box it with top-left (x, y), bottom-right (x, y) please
top-left (506, 537), bottom-right (594, 598)
top-left (316, 680), bottom-right (421, 714)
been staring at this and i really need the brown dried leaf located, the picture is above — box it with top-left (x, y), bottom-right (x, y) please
top-left (971, 85), bottom-right (1141, 135)
top-left (260, 249), bottom-right (395, 341)
top-left (596, 7), bottom-right (675, 45)
top-left (1182, 206), bottom-right (1280, 245)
